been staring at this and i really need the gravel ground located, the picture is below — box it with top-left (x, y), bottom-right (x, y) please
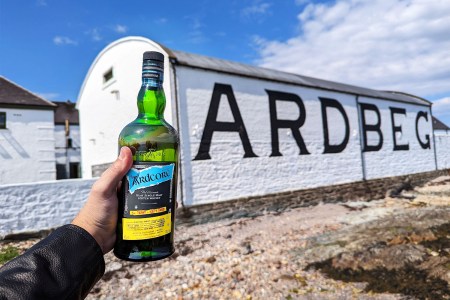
top-left (1, 176), bottom-right (449, 299)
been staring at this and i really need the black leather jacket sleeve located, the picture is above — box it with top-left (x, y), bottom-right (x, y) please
top-left (0, 224), bottom-right (105, 300)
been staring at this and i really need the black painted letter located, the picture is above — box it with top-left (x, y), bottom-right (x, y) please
top-left (359, 103), bottom-right (383, 152)
top-left (415, 111), bottom-right (431, 149)
top-left (193, 83), bottom-right (257, 160)
top-left (389, 107), bottom-right (409, 151)
top-left (320, 97), bottom-right (350, 153)
top-left (266, 90), bottom-right (310, 156)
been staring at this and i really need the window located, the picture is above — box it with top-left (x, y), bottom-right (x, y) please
top-left (103, 68), bottom-right (114, 84)
top-left (67, 138), bottom-right (73, 148)
top-left (0, 112), bottom-right (6, 129)
top-left (56, 163), bottom-right (80, 179)
top-left (56, 164), bottom-right (67, 180)
top-left (70, 162), bottom-right (80, 178)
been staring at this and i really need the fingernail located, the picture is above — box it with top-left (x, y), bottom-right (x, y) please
top-left (118, 147), bottom-right (125, 160)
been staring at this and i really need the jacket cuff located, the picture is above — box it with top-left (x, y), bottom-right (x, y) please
top-left (0, 224), bottom-right (105, 300)
top-left (56, 224), bottom-right (106, 298)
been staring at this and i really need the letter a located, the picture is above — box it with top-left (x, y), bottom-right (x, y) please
top-left (194, 83), bottom-right (257, 160)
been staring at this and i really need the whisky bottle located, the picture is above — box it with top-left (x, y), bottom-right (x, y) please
top-left (114, 51), bottom-right (179, 261)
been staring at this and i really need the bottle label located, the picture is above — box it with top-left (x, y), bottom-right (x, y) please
top-left (122, 163), bottom-right (175, 240)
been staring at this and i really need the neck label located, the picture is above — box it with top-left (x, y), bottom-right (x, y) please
top-left (142, 61), bottom-right (163, 87)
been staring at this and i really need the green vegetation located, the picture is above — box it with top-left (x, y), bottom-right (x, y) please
top-left (0, 246), bottom-right (19, 264)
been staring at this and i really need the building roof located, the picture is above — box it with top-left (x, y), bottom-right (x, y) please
top-left (53, 100), bottom-right (79, 125)
top-left (0, 76), bottom-right (56, 108)
top-left (432, 116), bottom-right (450, 131)
top-left (77, 36), bottom-right (432, 109)
top-left (169, 49), bottom-right (431, 107)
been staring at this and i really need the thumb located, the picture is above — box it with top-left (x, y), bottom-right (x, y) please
top-left (94, 147), bottom-right (133, 196)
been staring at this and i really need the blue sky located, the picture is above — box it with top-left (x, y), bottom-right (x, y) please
top-left (1, 0), bottom-right (449, 125)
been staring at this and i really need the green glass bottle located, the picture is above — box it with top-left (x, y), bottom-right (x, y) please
top-left (114, 51), bottom-right (179, 262)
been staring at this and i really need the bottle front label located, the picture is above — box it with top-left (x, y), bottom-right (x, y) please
top-left (122, 163), bottom-right (175, 240)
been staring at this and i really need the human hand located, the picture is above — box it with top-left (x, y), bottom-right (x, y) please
top-left (72, 147), bottom-right (133, 254)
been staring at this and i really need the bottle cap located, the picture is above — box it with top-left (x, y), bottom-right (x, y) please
top-left (143, 51), bottom-right (164, 62)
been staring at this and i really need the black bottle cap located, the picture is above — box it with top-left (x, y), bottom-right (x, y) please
top-left (143, 51), bottom-right (164, 62)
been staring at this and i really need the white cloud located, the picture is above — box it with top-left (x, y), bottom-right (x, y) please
top-left (184, 16), bottom-right (207, 44)
top-left (53, 36), bottom-right (78, 46)
top-left (241, 1), bottom-right (272, 19)
top-left (36, 92), bottom-right (60, 100)
top-left (86, 28), bottom-right (102, 41)
top-left (114, 24), bottom-right (128, 33)
top-left (432, 97), bottom-right (450, 117)
top-left (188, 30), bottom-right (207, 44)
top-left (255, 0), bottom-right (450, 99)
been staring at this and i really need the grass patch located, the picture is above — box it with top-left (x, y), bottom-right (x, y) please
top-left (0, 246), bottom-right (20, 264)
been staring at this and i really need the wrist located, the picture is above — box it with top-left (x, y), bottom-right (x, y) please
top-left (71, 218), bottom-right (108, 254)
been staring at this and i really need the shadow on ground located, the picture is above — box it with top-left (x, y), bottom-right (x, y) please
top-left (306, 222), bottom-right (450, 299)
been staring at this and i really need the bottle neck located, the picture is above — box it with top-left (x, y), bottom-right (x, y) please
top-left (142, 58), bottom-right (164, 88)
top-left (137, 59), bottom-right (166, 122)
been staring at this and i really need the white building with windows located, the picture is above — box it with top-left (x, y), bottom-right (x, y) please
top-left (76, 37), bottom-right (175, 179)
top-left (77, 36), bottom-right (449, 206)
top-left (53, 100), bottom-right (81, 179)
top-left (0, 76), bottom-right (56, 184)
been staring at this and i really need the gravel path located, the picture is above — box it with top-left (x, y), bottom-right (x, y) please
top-left (1, 177), bottom-right (449, 299)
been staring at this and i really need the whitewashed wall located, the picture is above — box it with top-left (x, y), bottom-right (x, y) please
top-left (435, 131), bottom-right (450, 170)
top-left (0, 107), bottom-right (56, 184)
top-left (55, 124), bottom-right (81, 165)
top-left (176, 66), bottom-right (437, 205)
top-left (0, 179), bottom-right (95, 238)
top-left (77, 36), bottom-right (175, 178)
top-left (358, 97), bottom-right (435, 179)
top-left (76, 37), bottom-right (446, 208)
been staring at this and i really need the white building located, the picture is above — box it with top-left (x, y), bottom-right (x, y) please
top-left (76, 38), bottom-right (175, 179)
top-left (0, 76), bottom-right (56, 184)
top-left (433, 116), bottom-right (450, 170)
top-left (53, 100), bottom-right (81, 179)
top-left (77, 36), bottom-right (447, 206)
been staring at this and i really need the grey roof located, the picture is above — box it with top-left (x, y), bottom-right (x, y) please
top-left (168, 50), bottom-right (431, 107)
top-left (0, 76), bottom-right (56, 108)
top-left (432, 116), bottom-right (450, 131)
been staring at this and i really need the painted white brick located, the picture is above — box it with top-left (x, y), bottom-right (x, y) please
top-left (358, 97), bottom-right (435, 179)
top-left (177, 67), bottom-right (365, 205)
top-left (0, 179), bottom-right (95, 238)
top-left (435, 132), bottom-right (450, 169)
top-left (0, 108), bottom-right (56, 184)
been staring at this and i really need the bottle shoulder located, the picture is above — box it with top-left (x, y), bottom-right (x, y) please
top-left (119, 119), bottom-right (178, 143)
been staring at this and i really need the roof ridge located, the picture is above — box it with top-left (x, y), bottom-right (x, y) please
top-left (0, 76), bottom-right (56, 107)
top-left (169, 50), bottom-right (431, 107)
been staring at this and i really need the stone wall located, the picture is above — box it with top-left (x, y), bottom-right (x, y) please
top-left (176, 168), bottom-right (450, 226)
top-left (1, 169), bottom-right (448, 238)
top-left (0, 179), bottom-right (95, 238)
top-left (91, 163), bottom-right (111, 177)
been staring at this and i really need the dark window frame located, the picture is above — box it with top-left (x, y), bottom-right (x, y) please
top-left (69, 162), bottom-right (80, 178)
top-left (0, 112), bottom-right (6, 129)
top-left (103, 68), bottom-right (114, 84)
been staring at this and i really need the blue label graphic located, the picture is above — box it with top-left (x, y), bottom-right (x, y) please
top-left (127, 164), bottom-right (174, 194)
